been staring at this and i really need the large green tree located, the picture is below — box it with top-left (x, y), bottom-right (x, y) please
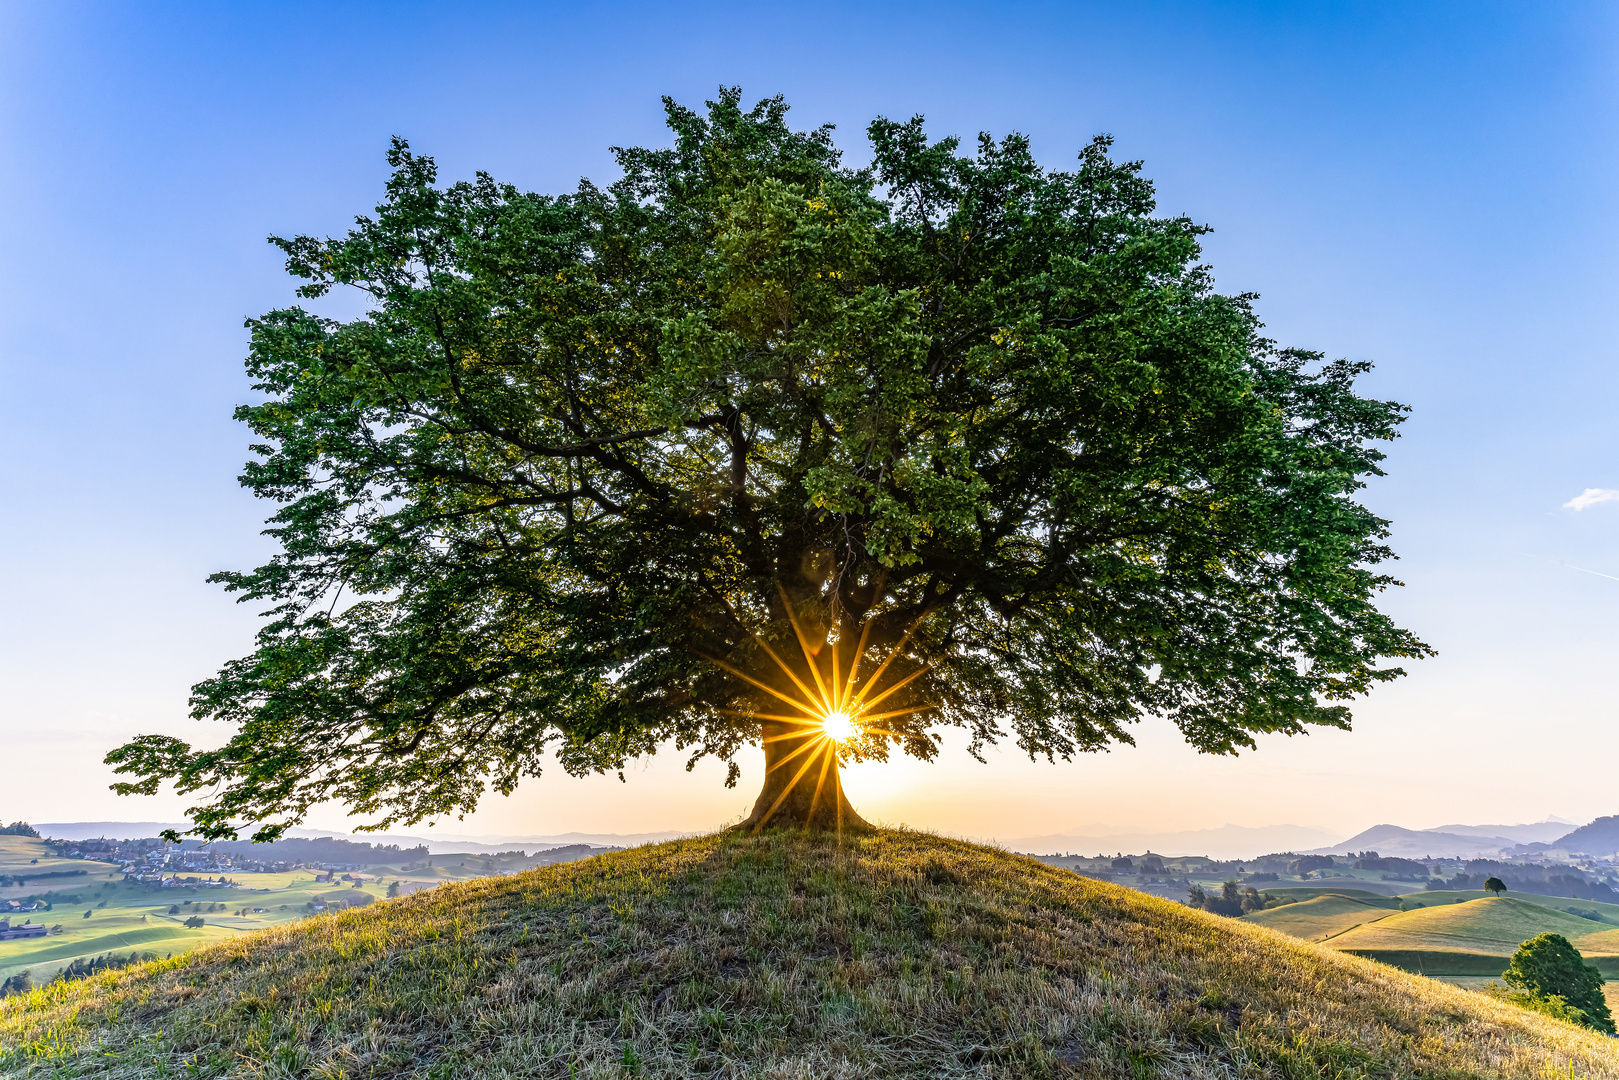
top-left (1503, 933), bottom-right (1614, 1033)
top-left (109, 90), bottom-right (1430, 839)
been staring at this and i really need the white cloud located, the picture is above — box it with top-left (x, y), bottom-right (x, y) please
top-left (1563, 488), bottom-right (1619, 511)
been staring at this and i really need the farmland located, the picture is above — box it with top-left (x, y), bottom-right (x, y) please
top-left (0, 836), bottom-right (580, 986)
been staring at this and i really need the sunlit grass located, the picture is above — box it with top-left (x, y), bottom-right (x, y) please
top-left (0, 830), bottom-right (1615, 1078)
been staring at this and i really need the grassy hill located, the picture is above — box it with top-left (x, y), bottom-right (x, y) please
top-left (1331, 897), bottom-right (1615, 955)
top-left (1, 831), bottom-right (1616, 1078)
top-left (1265, 887), bottom-right (1404, 904)
top-left (1404, 889), bottom-right (1619, 923)
top-left (1241, 893), bottom-right (1400, 942)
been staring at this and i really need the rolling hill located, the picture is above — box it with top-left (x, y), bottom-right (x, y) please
top-left (1241, 893), bottom-right (1399, 942)
top-left (1331, 896), bottom-right (1619, 959)
top-left (1, 831), bottom-right (1615, 1077)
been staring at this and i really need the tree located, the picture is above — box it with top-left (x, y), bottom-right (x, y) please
top-left (1188, 879), bottom-right (1246, 917)
top-left (183, 915), bottom-right (205, 928)
top-left (1502, 933), bottom-right (1614, 1034)
top-left (105, 89), bottom-right (1430, 838)
top-left (1484, 876), bottom-right (1506, 896)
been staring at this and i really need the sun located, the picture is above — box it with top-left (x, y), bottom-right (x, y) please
top-left (701, 582), bottom-right (939, 831)
top-left (820, 710), bottom-right (859, 743)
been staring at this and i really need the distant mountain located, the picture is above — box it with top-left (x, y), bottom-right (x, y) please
top-left (1426, 821), bottom-right (1574, 845)
top-left (37, 822), bottom-right (191, 842)
top-left (1550, 815), bottom-right (1619, 855)
top-left (1301, 824), bottom-right (1517, 859)
top-left (1008, 823), bottom-right (1343, 861)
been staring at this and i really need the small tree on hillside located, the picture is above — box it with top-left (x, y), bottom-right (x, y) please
top-left (1484, 877), bottom-right (1506, 897)
top-left (1502, 933), bottom-right (1614, 1034)
top-left (104, 89), bottom-right (1430, 838)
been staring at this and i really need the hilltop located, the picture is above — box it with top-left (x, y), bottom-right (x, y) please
top-left (1241, 892), bottom-right (1400, 942)
top-left (1331, 897), bottom-right (1619, 960)
top-left (1, 832), bottom-right (1615, 1078)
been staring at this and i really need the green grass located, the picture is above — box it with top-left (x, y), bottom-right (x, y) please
top-left (1331, 896), bottom-right (1619, 957)
top-left (1260, 886), bottom-right (1404, 904)
top-left (1241, 893), bottom-right (1401, 942)
top-left (0, 831), bottom-right (1615, 1078)
top-left (1400, 890), bottom-right (1619, 923)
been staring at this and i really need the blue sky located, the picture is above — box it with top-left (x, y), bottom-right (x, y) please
top-left (2, 2), bottom-right (1615, 842)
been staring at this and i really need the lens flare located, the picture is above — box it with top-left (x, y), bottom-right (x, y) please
top-left (701, 583), bottom-right (940, 832)
top-left (820, 710), bottom-right (859, 743)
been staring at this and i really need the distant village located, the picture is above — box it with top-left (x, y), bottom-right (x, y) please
top-left (1032, 847), bottom-right (1619, 907)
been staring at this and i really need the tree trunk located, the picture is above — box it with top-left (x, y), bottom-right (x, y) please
top-left (733, 719), bottom-right (871, 833)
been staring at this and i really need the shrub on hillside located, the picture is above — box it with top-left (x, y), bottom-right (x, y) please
top-left (50, 952), bottom-right (156, 986)
top-left (1502, 933), bottom-right (1614, 1034)
top-left (1187, 880), bottom-right (1256, 917)
top-left (1562, 907), bottom-right (1607, 922)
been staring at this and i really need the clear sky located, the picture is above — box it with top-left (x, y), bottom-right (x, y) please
top-left (2, 2), bottom-right (1615, 845)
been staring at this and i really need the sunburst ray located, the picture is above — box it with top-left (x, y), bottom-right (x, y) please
top-left (708, 590), bottom-right (936, 831)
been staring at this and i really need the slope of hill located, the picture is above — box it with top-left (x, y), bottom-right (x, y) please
top-left (1410, 889), bottom-right (1619, 923)
top-left (1554, 816), bottom-right (1619, 856)
top-left (1240, 893), bottom-right (1399, 941)
top-left (1331, 897), bottom-right (1619, 958)
top-left (0, 831), bottom-right (1614, 1078)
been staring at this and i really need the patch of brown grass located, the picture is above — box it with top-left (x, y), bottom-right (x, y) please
top-left (0, 830), bottom-right (1615, 1078)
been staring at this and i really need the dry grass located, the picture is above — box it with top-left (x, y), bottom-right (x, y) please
top-left (0, 830), bottom-right (1615, 1078)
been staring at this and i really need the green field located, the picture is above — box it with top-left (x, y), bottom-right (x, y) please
top-left (0, 838), bottom-right (533, 985)
top-left (1330, 896), bottom-right (1619, 958)
top-left (1, 831), bottom-right (1616, 1078)
top-left (1263, 886), bottom-right (1405, 904)
top-left (1402, 888), bottom-right (1619, 923)
top-left (1242, 892), bottom-right (1400, 941)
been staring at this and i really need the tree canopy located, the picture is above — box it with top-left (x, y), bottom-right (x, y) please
top-left (107, 89), bottom-right (1430, 839)
top-left (1503, 933), bottom-right (1614, 1033)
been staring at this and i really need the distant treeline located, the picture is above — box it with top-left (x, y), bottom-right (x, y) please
top-left (0, 822), bottom-right (39, 837)
top-left (0, 951), bottom-right (159, 998)
top-left (204, 837), bottom-right (429, 865)
top-left (1427, 861), bottom-right (1619, 903)
top-left (0, 870), bottom-right (87, 887)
